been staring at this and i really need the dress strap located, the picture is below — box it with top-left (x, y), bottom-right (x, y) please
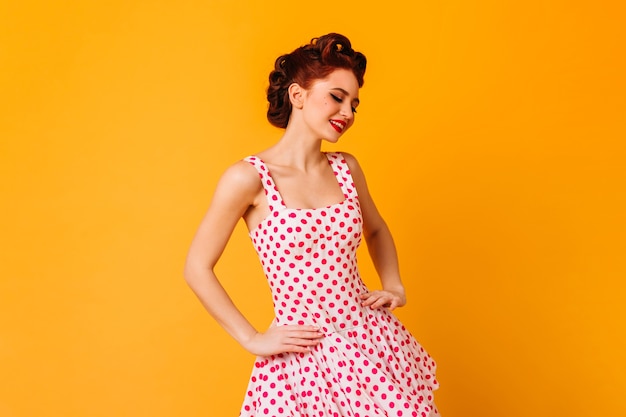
top-left (325, 152), bottom-right (359, 199)
top-left (243, 156), bottom-right (286, 212)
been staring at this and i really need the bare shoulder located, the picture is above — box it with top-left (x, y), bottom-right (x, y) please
top-left (208, 159), bottom-right (264, 212)
top-left (218, 159), bottom-right (262, 193)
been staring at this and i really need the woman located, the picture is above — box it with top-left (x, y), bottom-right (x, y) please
top-left (184, 33), bottom-right (440, 416)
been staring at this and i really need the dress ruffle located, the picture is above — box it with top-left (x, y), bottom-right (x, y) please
top-left (240, 308), bottom-right (438, 417)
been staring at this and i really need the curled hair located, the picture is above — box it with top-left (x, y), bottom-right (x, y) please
top-left (266, 33), bottom-right (367, 129)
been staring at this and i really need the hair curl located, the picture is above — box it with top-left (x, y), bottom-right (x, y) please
top-left (266, 33), bottom-right (367, 129)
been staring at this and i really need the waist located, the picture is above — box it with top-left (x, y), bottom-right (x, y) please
top-left (273, 299), bottom-right (368, 335)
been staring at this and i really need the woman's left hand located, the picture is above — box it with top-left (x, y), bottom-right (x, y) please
top-left (360, 289), bottom-right (406, 311)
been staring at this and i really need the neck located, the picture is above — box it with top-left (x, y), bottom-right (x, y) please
top-left (267, 126), bottom-right (327, 172)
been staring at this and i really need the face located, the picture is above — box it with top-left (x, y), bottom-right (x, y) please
top-left (299, 68), bottom-right (360, 142)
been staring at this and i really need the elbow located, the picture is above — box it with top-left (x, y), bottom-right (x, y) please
top-left (183, 256), bottom-right (215, 289)
top-left (183, 262), bottom-right (195, 286)
top-left (363, 227), bottom-right (378, 242)
top-left (183, 258), bottom-right (203, 288)
top-left (363, 223), bottom-right (385, 242)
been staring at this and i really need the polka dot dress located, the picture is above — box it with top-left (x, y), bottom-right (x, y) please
top-left (240, 152), bottom-right (439, 417)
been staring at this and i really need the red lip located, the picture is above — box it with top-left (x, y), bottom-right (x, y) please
top-left (329, 119), bottom-right (346, 133)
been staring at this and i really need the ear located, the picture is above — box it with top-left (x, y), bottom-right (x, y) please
top-left (288, 83), bottom-right (305, 109)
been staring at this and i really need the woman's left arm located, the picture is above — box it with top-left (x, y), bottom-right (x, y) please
top-left (343, 153), bottom-right (407, 311)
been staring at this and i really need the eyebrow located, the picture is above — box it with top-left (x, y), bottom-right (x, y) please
top-left (330, 88), bottom-right (360, 105)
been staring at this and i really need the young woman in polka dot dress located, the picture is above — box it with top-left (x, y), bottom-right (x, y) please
top-left (185, 33), bottom-right (440, 416)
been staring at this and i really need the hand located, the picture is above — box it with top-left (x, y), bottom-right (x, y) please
top-left (360, 289), bottom-right (406, 311)
top-left (242, 325), bottom-right (325, 357)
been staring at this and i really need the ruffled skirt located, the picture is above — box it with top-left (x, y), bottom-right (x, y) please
top-left (239, 309), bottom-right (439, 417)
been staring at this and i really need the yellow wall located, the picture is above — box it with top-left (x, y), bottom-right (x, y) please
top-left (1, 1), bottom-right (624, 416)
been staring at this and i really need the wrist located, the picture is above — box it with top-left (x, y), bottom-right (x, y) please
top-left (383, 284), bottom-right (405, 297)
top-left (240, 330), bottom-right (259, 350)
top-left (383, 285), bottom-right (406, 306)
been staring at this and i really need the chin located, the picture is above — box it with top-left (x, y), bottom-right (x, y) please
top-left (324, 130), bottom-right (346, 143)
top-left (323, 136), bottom-right (342, 144)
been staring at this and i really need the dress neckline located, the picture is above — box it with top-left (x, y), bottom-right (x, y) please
top-left (251, 152), bottom-right (347, 211)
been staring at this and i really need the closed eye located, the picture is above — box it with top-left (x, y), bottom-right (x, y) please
top-left (330, 93), bottom-right (358, 114)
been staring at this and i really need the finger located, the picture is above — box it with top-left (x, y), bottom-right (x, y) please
top-left (277, 328), bottom-right (323, 338)
top-left (361, 295), bottom-right (378, 306)
top-left (278, 325), bottom-right (324, 338)
top-left (289, 337), bottom-right (323, 345)
top-left (288, 330), bottom-right (324, 339)
top-left (366, 299), bottom-right (378, 308)
top-left (282, 344), bottom-right (313, 353)
top-left (371, 296), bottom-right (392, 309)
top-left (280, 325), bottom-right (321, 331)
top-left (283, 338), bottom-right (322, 349)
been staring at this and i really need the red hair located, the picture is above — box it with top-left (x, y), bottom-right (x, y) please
top-left (266, 33), bottom-right (367, 129)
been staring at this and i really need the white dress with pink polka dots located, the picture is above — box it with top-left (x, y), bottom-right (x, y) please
top-left (240, 152), bottom-right (439, 417)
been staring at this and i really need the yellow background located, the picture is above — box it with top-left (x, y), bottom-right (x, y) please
top-left (1, 1), bottom-right (625, 416)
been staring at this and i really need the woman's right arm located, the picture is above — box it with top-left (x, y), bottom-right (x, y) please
top-left (183, 161), bottom-right (323, 356)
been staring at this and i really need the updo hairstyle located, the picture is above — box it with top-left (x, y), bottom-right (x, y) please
top-left (266, 33), bottom-right (367, 129)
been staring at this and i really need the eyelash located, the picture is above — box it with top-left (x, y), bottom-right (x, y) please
top-left (330, 93), bottom-right (357, 114)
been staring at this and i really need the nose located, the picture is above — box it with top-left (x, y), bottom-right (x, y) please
top-left (339, 103), bottom-right (354, 120)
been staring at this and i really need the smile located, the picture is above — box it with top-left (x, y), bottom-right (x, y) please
top-left (329, 119), bottom-right (346, 133)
